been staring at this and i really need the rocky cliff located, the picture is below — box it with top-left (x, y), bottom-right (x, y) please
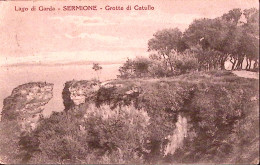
top-left (62, 79), bottom-right (143, 111)
top-left (62, 80), bottom-right (100, 111)
top-left (60, 71), bottom-right (259, 163)
top-left (0, 71), bottom-right (258, 164)
top-left (1, 82), bottom-right (53, 132)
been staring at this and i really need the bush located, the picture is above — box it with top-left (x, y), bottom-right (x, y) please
top-left (148, 60), bottom-right (171, 77)
top-left (118, 52), bottom-right (200, 79)
top-left (18, 105), bottom-right (150, 164)
top-left (83, 104), bottom-right (150, 164)
top-left (0, 121), bottom-right (22, 164)
top-left (118, 57), bottom-right (151, 79)
top-left (172, 51), bottom-right (199, 74)
top-left (21, 111), bottom-right (85, 164)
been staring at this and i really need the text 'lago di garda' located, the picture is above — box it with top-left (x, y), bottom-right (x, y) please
top-left (14, 5), bottom-right (155, 12)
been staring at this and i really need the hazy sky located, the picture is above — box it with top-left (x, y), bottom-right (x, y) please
top-left (0, 0), bottom-right (258, 65)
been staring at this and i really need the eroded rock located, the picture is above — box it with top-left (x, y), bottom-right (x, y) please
top-left (62, 80), bottom-right (100, 111)
top-left (62, 79), bottom-right (142, 111)
top-left (1, 82), bottom-right (53, 132)
top-left (164, 115), bottom-right (188, 156)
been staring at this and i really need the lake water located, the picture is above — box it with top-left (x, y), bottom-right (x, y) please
top-left (0, 61), bottom-right (252, 117)
top-left (0, 64), bottom-right (121, 116)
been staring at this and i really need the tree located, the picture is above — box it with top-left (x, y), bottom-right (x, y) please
top-left (184, 18), bottom-right (224, 69)
top-left (183, 8), bottom-right (245, 70)
top-left (132, 57), bottom-right (151, 77)
top-left (227, 8), bottom-right (259, 70)
top-left (222, 8), bottom-right (242, 26)
top-left (242, 8), bottom-right (259, 70)
top-left (118, 58), bottom-right (135, 79)
top-left (92, 63), bottom-right (103, 80)
top-left (118, 57), bottom-right (151, 79)
top-left (171, 50), bottom-right (199, 74)
top-left (148, 28), bottom-right (188, 73)
top-left (221, 8), bottom-right (244, 70)
top-left (183, 8), bottom-right (259, 71)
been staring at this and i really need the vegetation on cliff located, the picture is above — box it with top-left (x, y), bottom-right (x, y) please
top-left (0, 82), bottom-right (53, 163)
top-left (1, 71), bottom-right (258, 164)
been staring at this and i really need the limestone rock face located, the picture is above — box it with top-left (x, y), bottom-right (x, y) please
top-left (62, 79), bottom-right (143, 111)
top-left (1, 82), bottom-right (53, 131)
top-left (62, 80), bottom-right (100, 111)
top-left (164, 115), bottom-right (189, 156)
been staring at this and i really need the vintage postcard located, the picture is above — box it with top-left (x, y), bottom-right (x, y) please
top-left (0, 0), bottom-right (259, 164)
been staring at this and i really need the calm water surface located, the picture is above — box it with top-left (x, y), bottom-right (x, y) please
top-left (0, 64), bottom-right (120, 116)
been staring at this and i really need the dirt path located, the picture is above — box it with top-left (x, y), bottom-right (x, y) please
top-left (232, 70), bottom-right (259, 79)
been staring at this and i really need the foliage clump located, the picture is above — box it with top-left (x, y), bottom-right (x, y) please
top-left (118, 8), bottom-right (259, 79)
top-left (15, 105), bottom-right (150, 164)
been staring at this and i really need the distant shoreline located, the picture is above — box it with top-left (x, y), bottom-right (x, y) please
top-left (0, 61), bottom-right (124, 67)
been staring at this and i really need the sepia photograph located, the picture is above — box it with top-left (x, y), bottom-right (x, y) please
top-left (0, 0), bottom-right (259, 164)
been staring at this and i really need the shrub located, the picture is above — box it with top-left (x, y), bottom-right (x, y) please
top-left (19, 105), bottom-right (150, 164)
top-left (83, 104), bottom-right (150, 163)
top-left (171, 51), bottom-right (199, 74)
top-left (118, 57), bottom-right (151, 79)
top-left (0, 121), bottom-right (22, 164)
top-left (118, 52), bottom-right (200, 79)
top-left (148, 60), bottom-right (171, 77)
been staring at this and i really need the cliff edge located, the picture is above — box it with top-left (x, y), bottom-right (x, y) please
top-left (1, 82), bottom-right (53, 131)
top-left (62, 80), bottom-right (100, 111)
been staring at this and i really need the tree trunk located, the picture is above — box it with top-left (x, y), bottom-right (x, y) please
top-left (169, 60), bottom-right (174, 72)
top-left (220, 62), bottom-right (225, 70)
top-left (166, 54), bottom-right (174, 73)
top-left (220, 58), bottom-right (225, 70)
top-left (249, 60), bottom-right (252, 70)
top-left (240, 59), bottom-right (244, 69)
top-left (220, 55), bottom-right (228, 70)
top-left (230, 57), bottom-right (237, 70)
top-left (236, 57), bottom-right (244, 70)
top-left (209, 63), bottom-right (212, 70)
top-left (233, 59), bottom-right (237, 70)
top-left (245, 58), bottom-right (249, 70)
top-left (213, 63), bottom-right (218, 70)
top-left (162, 54), bottom-right (167, 65)
top-left (198, 65), bottom-right (202, 71)
top-left (253, 60), bottom-right (258, 70)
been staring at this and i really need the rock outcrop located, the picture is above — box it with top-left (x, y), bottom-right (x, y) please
top-left (62, 80), bottom-right (100, 111)
top-left (164, 115), bottom-right (188, 155)
top-left (62, 79), bottom-right (142, 111)
top-left (1, 82), bottom-right (53, 132)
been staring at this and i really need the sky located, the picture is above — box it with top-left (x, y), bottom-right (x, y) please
top-left (0, 0), bottom-right (258, 66)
